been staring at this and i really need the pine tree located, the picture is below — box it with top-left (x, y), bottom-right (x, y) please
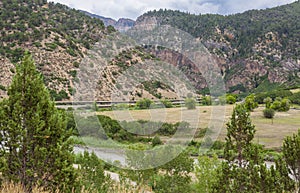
top-left (213, 104), bottom-right (257, 192)
top-left (212, 104), bottom-right (283, 192)
top-left (0, 53), bottom-right (77, 192)
top-left (282, 129), bottom-right (300, 192)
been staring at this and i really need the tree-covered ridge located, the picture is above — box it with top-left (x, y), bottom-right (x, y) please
top-left (0, 0), bottom-right (114, 100)
top-left (138, 1), bottom-right (300, 92)
top-left (0, 0), bottom-right (106, 62)
top-left (141, 2), bottom-right (299, 60)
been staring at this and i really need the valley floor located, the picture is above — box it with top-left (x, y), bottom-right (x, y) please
top-left (97, 105), bottom-right (300, 149)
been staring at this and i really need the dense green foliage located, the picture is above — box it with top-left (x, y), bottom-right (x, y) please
top-left (282, 129), bottom-right (300, 191)
top-left (226, 94), bottom-right (237, 104)
top-left (122, 149), bottom-right (193, 193)
top-left (0, 53), bottom-right (76, 192)
top-left (72, 114), bottom-right (186, 143)
top-left (185, 97), bottom-right (196, 109)
top-left (202, 95), bottom-right (212, 106)
top-left (270, 97), bottom-right (291, 112)
top-left (153, 150), bottom-right (193, 193)
top-left (0, 85), bottom-right (6, 91)
top-left (213, 104), bottom-right (283, 192)
top-left (218, 94), bottom-right (237, 105)
top-left (263, 108), bottom-right (275, 119)
top-left (263, 97), bottom-right (273, 108)
top-left (289, 91), bottom-right (300, 105)
top-left (193, 155), bottom-right (220, 192)
top-left (49, 89), bottom-right (70, 101)
top-left (244, 94), bottom-right (258, 111)
top-left (0, 0), bottom-right (106, 62)
top-left (143, 2), bottom-right (300, 60)
top-left (255, 89), bottom-right (293, 103)
top-left (160, 99), bottom-right (173, 108)
top-left (152, 136), bottom-right (163, 147)
top-left (75, 151), bottom-right (111, 192)
top-left (135, 98), bottom-right (153, 109)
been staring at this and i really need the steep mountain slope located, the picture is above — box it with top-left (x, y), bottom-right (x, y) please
top-left (0, 0), bottom-right (113, 100)
top-left (136, 1), bottom-right (300, 92)
top-left (0, 0), bottom-right (194, 102)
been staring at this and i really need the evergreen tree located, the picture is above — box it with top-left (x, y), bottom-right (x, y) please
top-left (0, 53), bottom-right (77, 192)
top-left (282, 129), bottom-right (300, 192)
top-left (224, 104), bottom-right (256, 168)
top-left (212, 104), bottom-right (281, 192)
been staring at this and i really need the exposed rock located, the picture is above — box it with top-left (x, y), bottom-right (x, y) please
top-left (81, 10), bottom-right (135, 32)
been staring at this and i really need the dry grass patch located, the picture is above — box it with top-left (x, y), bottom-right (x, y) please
top-left (250, 107), bottom-right (300, 148)
top-left (98, 105), bottom-right (300, 149)
top-left (0, 182), bottom-right (49, 193)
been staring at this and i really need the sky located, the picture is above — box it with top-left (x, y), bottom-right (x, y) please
top-left (50, 0), bottom-right (297, 20)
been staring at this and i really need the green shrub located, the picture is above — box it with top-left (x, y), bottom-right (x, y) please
top-left (49, 89), bottom-right (69, 101)
top-left (68, 70), bottom-right (77, 78)
top-left (152, 136), bottom-right (163, 147)
top-left (211, 140), bottom-right (226, 150)
top-left (45, 42), bottom-right (57, 50)
top-left (263, 97), bottom-right (273, 108)
top-left (160, 99), bottom-right (173, 108)
top-left (75, 151), bottom-right (111, 192)
top-left (112, 103), bottom-right (130, 110)
top-left (244, 94), bottom-right (258, 111)
top-left (0, 85), bottom-right (6, 91)
top-left (270, 100), bottom-right (281, 111)
top-left (218, 95), bottom-right (226, 105)
top-left (67, 48), bottom-right (77, 57)
top-left (185, 97), bottom-right (196, 109)
top-left (255, 90), bottom-right (293, 104)
top-left (263, 108), bottom-right (275, 119)
top-left (279, 98), bottom-right (291, 112)
top-left (289, 92), bottom-right (300, 105)
top-left (136, 98), bottom-right (153, 109)
top-left (202, 96), bottom-right (212, 106)
top-left (58, 90), bottom-right (69, 100)
top-left (226, 94), bottom-right (237, 104)
top-left (271, 98), bottom-right (291, 112)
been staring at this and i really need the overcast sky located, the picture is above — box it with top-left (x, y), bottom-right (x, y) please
top-left (50, 0), bottom-right (297, 20)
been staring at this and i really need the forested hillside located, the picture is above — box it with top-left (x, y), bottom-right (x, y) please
top-left (137, 1), bottom-right (300, 92)
top-left (0, 0), bottom-right (113, 100)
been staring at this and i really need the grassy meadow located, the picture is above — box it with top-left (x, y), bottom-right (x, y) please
top-left (97, 105), bottom-right (300, 149)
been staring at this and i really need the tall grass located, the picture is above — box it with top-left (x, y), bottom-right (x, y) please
top-left (0, 182), bottom-right (147, 193)
top-left (0, 182), bottom-right (49, 193)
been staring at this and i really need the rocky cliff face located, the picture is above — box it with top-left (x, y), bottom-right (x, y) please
top-left (81, 11), bottom-right (135, 32)
top-left (136, 2), bottom-right (300, 93)
top-left (136, 17), bottom-right (300, 92)
top-left (114, 18), bottom-right (135, 32)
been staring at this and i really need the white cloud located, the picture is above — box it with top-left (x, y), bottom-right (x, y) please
top-left (50, 0), bottom-right (297, 20)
